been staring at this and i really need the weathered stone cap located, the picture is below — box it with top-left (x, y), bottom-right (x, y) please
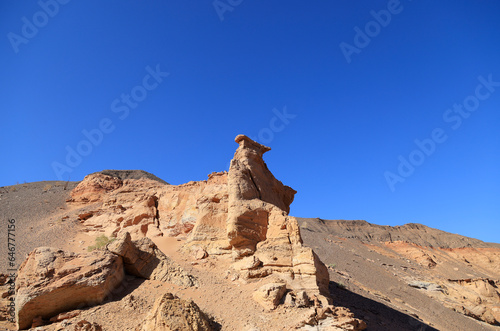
top-left (235, 134), bottom-right (271, 156)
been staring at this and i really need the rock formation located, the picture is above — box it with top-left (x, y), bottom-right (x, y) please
top-left (70, 172), bottom-right (124, 203)
top-left (226, 134), bottom-right (296, 256)
top-left (74, 320), bottom-right (103, 331)
top-left (4, 133), bottom-right (500, 329)
top-left (65, 135), bottom-right (331, 306)
top-left (15, 248), bottom-right (124, 330)
top-left (223, 135), bottom-right (330, 303)
top-left (69, 171), bottom-right (228, 243)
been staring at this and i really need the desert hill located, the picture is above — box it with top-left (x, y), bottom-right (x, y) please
top-left (298, 218), bottom-right (500, 330)
top-left (94, 170), bottom-right (169, 185)
top-left (0, 136), bottom-right (498, 330)
top-left (299, 218), bottom-right (500, 249)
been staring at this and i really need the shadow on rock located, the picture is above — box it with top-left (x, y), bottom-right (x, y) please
top-left (329, 281), bottom-right (438, 331)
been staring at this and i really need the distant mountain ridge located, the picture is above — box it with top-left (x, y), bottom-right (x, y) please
top-left (297, 218), bottom-right (500, 248)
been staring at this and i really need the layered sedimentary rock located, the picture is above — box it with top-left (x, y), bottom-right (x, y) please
top-left (159, 171), bottom-right (229, 247)
top-left (226, 135), bottom-right (296, 256)
top-left (70, 171), bottom-right (228, 245)
top-left (223, 135), bottom-right (330, 302)
top-left (298, 217), bottom-right (500, 327)
top-left (15, 248), bottom-right (124, 330)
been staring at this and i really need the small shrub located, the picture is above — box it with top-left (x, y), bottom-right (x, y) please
top-left (43, 184), bottom-right (52, 192)
top-left (336, 282), bottom-right (347, 289)
top-left (87, 235), bottom-right (115, 252)
top-left (328, 263), bottom-right (336, 269)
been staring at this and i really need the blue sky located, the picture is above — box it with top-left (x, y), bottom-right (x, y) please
top-left (1, 1), bottom-right (499, 243)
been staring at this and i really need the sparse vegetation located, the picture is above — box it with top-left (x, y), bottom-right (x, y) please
top-left (87, 235), bottom-right (115, 252)
top-left (328, 263), bottom-right (336, 269)
top-left (56, 217), bottom-right (67, 223)
top-left (43, 184), bottom-right (52, 192)
top-left (336, 282), bottom-right (347, 290)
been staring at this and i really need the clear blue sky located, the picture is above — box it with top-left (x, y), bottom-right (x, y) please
top-left (1, 1), bottom-right (499, 243)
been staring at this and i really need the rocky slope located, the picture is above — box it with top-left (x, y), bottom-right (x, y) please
top-left (298, 218), bottom-right (500, 330)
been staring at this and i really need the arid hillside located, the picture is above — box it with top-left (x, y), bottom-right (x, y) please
top-left (298, 218), bottom-right (500, 330)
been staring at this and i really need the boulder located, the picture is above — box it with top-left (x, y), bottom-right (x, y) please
top-left (232, 256), bottom-right (262, 271)
top-left (107, 232), bottom-right (198, 287)
top-left (295, 291), bottom-right (310, 308)
top-left (252, 283), bottom-right (287, 310)
top-left (284, 292), bottom-right (295, 307)
top-left (141, 293), bottom-right (213, 331)
top-left (15, 247), bottom-right (124, 330)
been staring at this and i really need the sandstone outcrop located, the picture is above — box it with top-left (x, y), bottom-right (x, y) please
top-left (70, 173), bottom-right (123, 203)
top-left (141, 293), bottom-right (213, 331)
top-left (159, 171), bottom-right (229, 244)
top-left (228, 135), bottom-right (296, 213)
top-left (76, 179), bottom-right (163, 239)
top-left (223, 135), bottom-right (330, 303)
top-left (69, 170), bottom-right (228, 246)
top-left (15, 247), bottom-right (124, 330)
top-left (66, 135), bottom-right (331, 306)
top-left (0, 273), bottom-right (12, 323)
top-left (445, 278), bottom-right (500, 325)
top-left (107, 232), bottom-right (198, 287)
